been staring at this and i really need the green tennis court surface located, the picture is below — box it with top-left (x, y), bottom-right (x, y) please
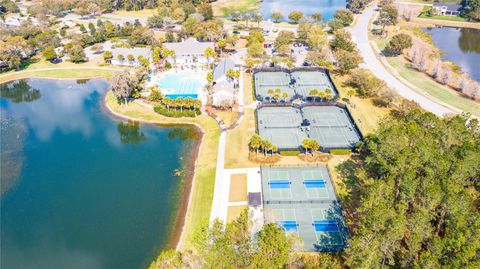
top-left (261, 166), bottom-right (348, 251)
top-left (257, 106), bottom-right (361, 150)
top-left (254, 70), bottom-right (338, 101)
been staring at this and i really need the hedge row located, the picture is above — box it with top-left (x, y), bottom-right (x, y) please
top-left (279, 150), bottom-right (301, 156)
top-left (329, 149), bottom-right (352, 155)
top-left (153, 106), bottom-right (201, 118)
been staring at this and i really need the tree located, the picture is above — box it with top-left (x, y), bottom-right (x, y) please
top-left (334, 9), bottom-right (354, 26)
top-left (345, 110), bottom-right (480, 268)
top-left (247, 42), bottom-right (264, 58)
top-left (109, 70), bottom-right (134, 104)
top-left (88, 22), bottom-right (96, 36)
top-left (127, 54), bottom-right (135, 62)
top-left (80, 24), bottom-right (87, 33)
top-left (0, 80), bottom-right (41, 103)
top-left (68, 45), bottom-right (86, 63)
top-left (328, 18), bottom-right (345, 31)
top-left (249, 134), bottom-right (262, 156)
top-left (231, 10), bottom-right (242, 22)
top-left (288, 10), bottom-right (304, 24)
top-left (335, 50), bottom-right (362, 74)
top-left (274, 31), bottom-right (295, 55)
top-left (302, 138), bottom-right (320, 156)
top-left (247, 29), bottom-right (265, 46)
top-left (103, 51), bottom-right (113, 63)
top-left (330, 29), bottom-right (355, 52)
top-left (43, 45), bottom-right (57, 61)
top-left (147, 15), bottom-right (163, 29)
top-left (347, 89), bottom-right (356, 100)
top-left (204, 47), bottom-right (217, 68)
top-left (378, 4), bottom-right (398, 33)
top-left (217, 39), bottom-right (226, 57)
top-left (206, 72), bottom-right (213, 86)
top-left (271, 11), bottom-right (284, 23)
top-left (306, 25), bottom-right (328, 51)
top-left (346, 68), bottom-right (387, 97)
top-left (309, 89), bottom-right (320, 102)
top-left (250, 223), bottom-right (292, 268)
top-left (198, 2), bottom-right (213, 20)
top-left (311, 12), bottom-right (323, 23)
top-left (117, 54), bottom-right (125, 61)
top-left (91, 43), bottom-right (104, 54)
top-left (386, 33), bottom-right (413, 55)
top-left (253, 12), bottom-right (263, 27)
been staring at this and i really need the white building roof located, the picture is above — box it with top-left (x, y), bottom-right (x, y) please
top-left (213, 59), bottom-right (235, 81)
top-left (163, 38), bottom-right (214, 56)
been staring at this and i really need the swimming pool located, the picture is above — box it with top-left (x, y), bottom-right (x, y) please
top-left (151, 71), bottom-right (205, 99)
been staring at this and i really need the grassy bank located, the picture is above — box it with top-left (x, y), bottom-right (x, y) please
top-left (0, 68), bottom-right (118, 83)
top-left (212, 0), bottom-right (260, 17)
top-left (410, 17), bottom-right (480, 29)
top-left (106, 92), bottom-right (220, 250)
top-left (418, 14), bottom-right (468, 22)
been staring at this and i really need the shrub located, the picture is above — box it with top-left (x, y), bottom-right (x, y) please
top-left (279, 150), bottom-right (300, 156)
top-left (346, 69), bottom-right (387, 97)
top-left (149, 89), bottom-right (164, 102)
top-left (153, 106), bottom-right (201, 117)
top-left (334, 9), bottom-right (354, 26)
top-left (330, 149), bottom-right (352, 155)
top-left (328, 18), bottom-right (345, 31)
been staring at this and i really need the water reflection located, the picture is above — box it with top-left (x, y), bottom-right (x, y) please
top-left (259, 0), bottom-right (347, 22)
top-left (424, 27), bottom-right (480, 81)
top-left (167, 127), bottom-right (199, 141)
top-left (0, 80), bottom-right (41, 103)
top-left (117, 120), bottom-right (146, 144)
top-left (0, 79), bottom-right (108, 141)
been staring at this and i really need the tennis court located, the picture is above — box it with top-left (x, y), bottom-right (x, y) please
top-left (261, 166), bottom-right (348, 251)
top-left (254, 70), bottom-right (337, 101)
top-left (256, 106), bottom-right (361, 151)
top-left (254, 72), bottom-right (291, 86)
top-left (257, 107), bottom-right (307, 150)
top-left (303, 106), bottom-right (361, 149)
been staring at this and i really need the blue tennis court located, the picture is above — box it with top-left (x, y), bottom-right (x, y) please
top-left (313, 220), bottom-right (339, 232)
top-left (304, 180), bottom-right (326, 188)
top-left (269, 180), bottom-right (291, 189)
top-left (277, 220), bottom-right (299, 232)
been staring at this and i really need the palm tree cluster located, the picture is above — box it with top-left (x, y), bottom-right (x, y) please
top-left (301, 138), bottom-right (320, 156)
top-left (249, 134), bottom-right (278, 157)
top-left (149, 89), bottom-right (201, 112)
top-left (308, 88), bottom-right (334, 102)
top-left (266, 88), bottom-right (289, 102)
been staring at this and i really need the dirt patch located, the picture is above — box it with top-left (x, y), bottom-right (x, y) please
top-left (229, 174), bottom-right (248, 202)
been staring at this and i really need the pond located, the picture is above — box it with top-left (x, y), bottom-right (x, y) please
top-left (0, 79), bottom-right (200, 269)
top-left (424, 27), bottom-right (480, 81)
top-left (259, 0), bottom-right (347, 22)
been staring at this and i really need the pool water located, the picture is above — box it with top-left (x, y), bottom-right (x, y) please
top-left (152, 71), bottom-right (205, 99)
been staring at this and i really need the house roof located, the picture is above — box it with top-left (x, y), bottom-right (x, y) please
top-left (213, 59), bottom-right (235, 81)
top-left (163, 38), bottom-right (214, 56)
top-left (432, 3), bottom-right (462, 11)
top-left (111, 47), bottom-right (152, 60)
top-left (213, 80), bottom-right (235, 96)
top-left (248, 192), bottom-right (262, 207)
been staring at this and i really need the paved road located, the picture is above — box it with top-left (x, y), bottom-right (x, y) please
top-left (348, 5), bottom-right (458, 117)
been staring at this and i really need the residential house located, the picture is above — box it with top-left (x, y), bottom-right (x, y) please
top-left (163, 38), bottom-right (215, 65)
top-left (432, 3), bottom-right (463, 16)
top-left (212, 59), bottom-right (237, 108)
top-left (110, 47), bottom-right (152, 67)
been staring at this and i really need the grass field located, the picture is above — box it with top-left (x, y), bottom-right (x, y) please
top-left (225, 73), bottom-right (257, 168)
top-left (212, 0), bottom-right (260, 17)
top-left (111, 8), bottom-right (156, 18)
top-left (229, 174), bottom-right (248, 202)
top-left (0, 68), bottom-right (118, 83)
top-left (418, 14), bottom-right (468, 22)
top-left (331, 75), bottom-right (391, 135)
top-left (106, 92), bottom-right (220, 250)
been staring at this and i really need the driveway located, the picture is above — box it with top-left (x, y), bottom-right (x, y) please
top-left (348, 5), bottom-right (458, 117)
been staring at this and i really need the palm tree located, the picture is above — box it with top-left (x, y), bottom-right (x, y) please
top-left (326, 93), bottom-right (334, 102)
top-left (325, 88), bottom-right (333, 98)
top-left (249, 134), bottom-right (262, 156)
top-left (204, 47), bottom-right (217, 68)
top-left (309, 89), bottom-right (319, 102)
top-left (347, 89), bottom-right (355, 100)
top-left (302, 138), bottom-right (312, 155)
top-left (319, 91), bottom-right (326, 102)
top-left (302, 138), bottom-right (320, 156)
top-left (282, 92), bottom-right (289, 102)
top-left (267, 89), bottom-right (274, 102)
top-left (176, 97), bottom-right (184, 112)
top-left (262, 139), bottom-right (274, 156)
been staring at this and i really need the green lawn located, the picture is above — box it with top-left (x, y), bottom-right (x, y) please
top-left (212, 0), bottom-right (260, 17)
top-left (419, 14), bottom-right (469, 22)
top-left (106, 93), bottom-right (220, 250)
top-left (385, 56), bottom-right (480, 116)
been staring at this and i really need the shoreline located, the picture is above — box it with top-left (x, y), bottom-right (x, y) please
top-left (104, 95), bottom-right (206, 251)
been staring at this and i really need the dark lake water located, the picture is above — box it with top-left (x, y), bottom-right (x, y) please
top-left (259, 0), bottom-right (347, 22)
top-left (424, 27), bottom-right (480, 81)
top-left (0, 79), bottom-right (199, 269)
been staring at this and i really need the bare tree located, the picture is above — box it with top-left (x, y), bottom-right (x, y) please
top-left (109, 70), bottom-right (134, 105)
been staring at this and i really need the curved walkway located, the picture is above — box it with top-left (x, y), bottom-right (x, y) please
top-left (348, 4), bottom-right (459, 117)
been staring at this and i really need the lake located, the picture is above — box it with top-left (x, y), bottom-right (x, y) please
top-left (259, 0), bottom-right (347, 22)
top-left (0, 79), bottom-right (200, 269)
top-left (424, 27), bottom-right (480, 81)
